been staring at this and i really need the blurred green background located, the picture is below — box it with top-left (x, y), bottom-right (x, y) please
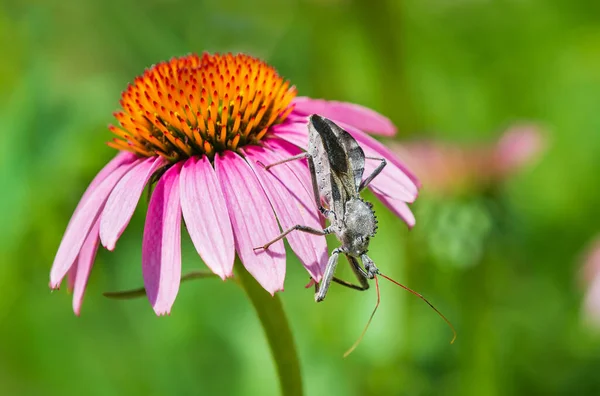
top-left (2, 0), bottom-right (600, 395)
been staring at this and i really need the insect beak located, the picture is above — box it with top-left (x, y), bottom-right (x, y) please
top-left (361, 254), bottom-right (378, 279)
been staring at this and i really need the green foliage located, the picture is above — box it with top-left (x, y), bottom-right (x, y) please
top-left (2, 0), bottom-right (600, 394)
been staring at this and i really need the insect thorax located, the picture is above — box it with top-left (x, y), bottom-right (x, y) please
top-left (340, 198), bottom-right (378, 256)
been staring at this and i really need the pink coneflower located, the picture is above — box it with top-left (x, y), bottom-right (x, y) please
top-left (50, 53), bottom-right (419, 315)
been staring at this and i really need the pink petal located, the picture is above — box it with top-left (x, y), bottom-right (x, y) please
top-left (50, 159), bottom-right (139, 289)
top-left (72, 220), bottom-right (101, 316)
top-left (337, 122), bottom-right (420, 200)
top-left (67, 262), bottom-right (78, 292)
top-left (180, 156), bottom-right (235, 279)
top-left (372, 192), bottom-right (416, 228)
top-left (292, 97), bottom-right (397, 136)
top-left (214, 151), bottom-right (286, 294)
top-left (80, 152), bottom-right (138, 203)
top-left (100, 156), bottom-right (166, 250)
top-left (270, 122), bottom-right (309, 150)
top-left (343, 123), bottom-right (421, 189)
top-left (364, 162), bottom-right (417, 203)
top-left (142, 163), bottom-right (183, 315)
top-left (284, 112), bottom-right (311, 124)
top-left (244, 145), bottom-right (328, 281)
top-left (66, 152), bottom-right (137, 290)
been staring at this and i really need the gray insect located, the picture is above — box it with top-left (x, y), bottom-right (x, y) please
top-left (256, 115), bottom-right (455, 351)
top-left (256, 114), bottom-right (386, 301)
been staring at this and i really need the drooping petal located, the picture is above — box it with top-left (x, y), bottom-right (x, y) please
top-left (364, 160), bottom-right (417, 203)
top-left (180, 156), bottom-right (235, 279)
top-left (342, 122), bottom-right (421, 189)
top-left (214, 151), bottom-right (286, 294)
top-left (335, 121), bottom-right (419, 204)
top-left (66, 152), bottom-right (137, 287)
top-left (244, 145), bottom-right (328, 281)
top-left (142, 163), bottom-right (182, 315)
top-left (50, 159), bottom-right (139, 289)
top-left (270, 122), bottom-right (309, 150)
top-left (292, 97), bottom-right (397, 136)
top-left (54, 153), bottom-right (137, 290)
top-left (67, 262), bottom-right (78, 292)
top-left (372, 192), bottom-right (416, 229)
top-left (100, 156), bottom-right (166, 250)
top-left (80, 152), bottom-right (138, 203)
top-left (72, 220), bottom-right (101, 316)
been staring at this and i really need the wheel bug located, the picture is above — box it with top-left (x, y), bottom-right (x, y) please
top-left (255, 114), bottom-right (456, 354)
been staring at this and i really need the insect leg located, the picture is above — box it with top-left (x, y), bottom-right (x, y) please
top-left (315, 248), bottom-right (343, 302)
top-left (254, 225), bottom-right (333, 251)
top-left (358, 156), bottom-right (387, 192)
top-left (260, 152), bottom-right (309, 170)
top-left (259, 152), bottom-right (334, 220)
top-left (331, 254), bottom-right (370, 291)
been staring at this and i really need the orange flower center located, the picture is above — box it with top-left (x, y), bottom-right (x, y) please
top-left (108, 53), bottom-right (297, 161)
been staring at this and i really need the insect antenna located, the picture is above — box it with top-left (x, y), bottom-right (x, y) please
top-left (343, 275), bottom-right (381, 358)
top-left (378, 272), bottom-right (457, 344)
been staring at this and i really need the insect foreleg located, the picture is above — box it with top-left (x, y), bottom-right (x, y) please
top-left (260, 152), bottom-right (334, 220)
top-left (329, 278), bottom-right (366, 291)
top-left (254, 225), bottom-right (333, 251)
top-left (358, 156), bottom-right (387, 192)
top-left (315, 248), bottom-right (343, 302)
top-left (329, 254), bottom-right (371, 291)
top-left (258, 152), bottom-right (310, 170)
top-left (347, 255), bottom-right (371, 287)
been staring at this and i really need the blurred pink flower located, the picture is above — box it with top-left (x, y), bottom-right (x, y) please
top-left (50, 53), bottom-right (419, 315)
top-left (391, 123), bottom-right (545, 194)
top-left (581, 238), bottom-right (600, 327)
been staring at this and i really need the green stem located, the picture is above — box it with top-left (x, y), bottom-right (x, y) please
top-left (235, 261), bottom-right (303, 396)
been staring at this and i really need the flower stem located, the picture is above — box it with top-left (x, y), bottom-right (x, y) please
top-left (235, 261), bottom-right (303, 396)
